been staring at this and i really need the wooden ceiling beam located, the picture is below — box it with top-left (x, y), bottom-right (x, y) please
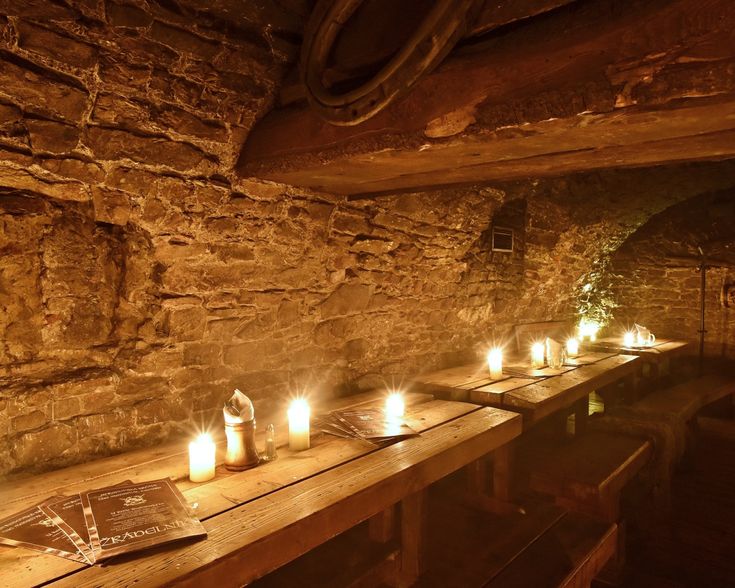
top-left (238, 0), bottom-right (735, 196)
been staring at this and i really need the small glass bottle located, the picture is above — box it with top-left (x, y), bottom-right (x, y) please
top-left (261, 424), bottom-right (278, 462)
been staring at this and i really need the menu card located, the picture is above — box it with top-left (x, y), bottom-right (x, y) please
top-left (317, 408), bottom-right (418, 442)
top-left (41, 494), bottom-right (97, 563)
top-left (0, 502), bottom-right (91, 564)
top-left (81, 478), bottom-right (206, 560)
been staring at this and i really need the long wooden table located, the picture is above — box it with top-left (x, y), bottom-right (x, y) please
top-left (590, 336), bottom-right (690, 382)
top-left (413, 351), bottom-right (640, 428)
top-left (0, 390), bottom-right (521, 587)
top-left (412, 352), bottom-right (641, 509)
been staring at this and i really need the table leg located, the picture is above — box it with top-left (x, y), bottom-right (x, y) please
top-left (574, 397), bottom-right (588, 437)
top-left (493, 442), bottom-right (513, 503)
top-left (399, 489), bottom-right (428, 586)
top-left (369, 505), bottom-right (396, 543)
top-left (466, 456), bottom-right (490, 495)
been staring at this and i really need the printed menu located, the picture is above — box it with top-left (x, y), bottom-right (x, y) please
top-left (0, 478), bottom-right (206, 565)
top-left (317, 408), bottom-right (418, 442)
top-left (81, 478), bottom-right (206, 560)
top-left (0, 502), bottom-right (91, 564)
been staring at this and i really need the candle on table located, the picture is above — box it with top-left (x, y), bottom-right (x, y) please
top-left (566, 338), bottom-right (579, 358)
top-left (623, 331), bottom-right (635, 347)
top-left (578, 319), bottom-right (600, 342)
top-left (288, 398), bottom-right (311, 451)
top-left (487, 348), bottom-right (503, 379)
top-left (531, 342), bottom-right (545, 369)
top-left (189, 434), bottom-right (216, 483)
top-left (385, 392), bottom-right (405, 419)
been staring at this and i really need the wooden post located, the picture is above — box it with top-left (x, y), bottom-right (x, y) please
top-left (574, 397), bottom-right (588, 437)
top-left (466, 456), bottom-right (490, 495)
top-left (369, 505), bottom-right (396, 544)
top-left (399, 489), bottom-right (428, 586)
top-left (493, 442), bottom-right (514, 503)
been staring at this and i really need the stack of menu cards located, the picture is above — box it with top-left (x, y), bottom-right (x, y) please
top-left (315, 407), bottom-right (418, 443)
top-left (0, 478), bottom-right (206, 564)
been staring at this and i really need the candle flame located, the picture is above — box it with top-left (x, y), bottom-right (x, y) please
top-left (288, 398), bottom-right (310, 417)
top-left (385, 392), bottom-right (405, 419)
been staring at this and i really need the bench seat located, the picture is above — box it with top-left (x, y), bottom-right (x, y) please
top-left (524, 431), bottom-right (652, 522)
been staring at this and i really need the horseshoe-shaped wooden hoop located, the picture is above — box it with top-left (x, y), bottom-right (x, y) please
top-left (301, 0), bottom-right (483, 126)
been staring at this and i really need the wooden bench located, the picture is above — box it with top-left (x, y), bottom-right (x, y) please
top-left (521, 430), bottom-right (652, 581)
top-left (588, 375), bottom-right (735, 512)
top-left (483, 513), bottom-right (617, 588)
top-left (524, 431), bottom-right (653, 523)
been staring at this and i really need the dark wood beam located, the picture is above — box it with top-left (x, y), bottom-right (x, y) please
top-left (238, 0), bottom-right (735, 196)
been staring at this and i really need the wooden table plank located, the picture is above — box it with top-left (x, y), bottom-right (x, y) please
top-left (591, 337), bottom-right (690, 362)
top-left (564, 351), bottom-right (619, 366)
top-left (498, 355), bottom-right (640, 425)
top-left (50, 408), bottom-right (522, 587)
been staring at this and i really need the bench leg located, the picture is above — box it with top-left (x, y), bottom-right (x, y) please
top-left (399, 489), bottom-right (428, 587)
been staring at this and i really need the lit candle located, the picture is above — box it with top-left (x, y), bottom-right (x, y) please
top-left (566, 338), bottom-right (579, 358)
top-left (189, 434), bottom-right (216, 483)
top-left (288, 398), bottom-right (310, 451)
top-left (385, 392), bottom-right (405, 419)
top-left (487, 348), bottom-right (503, 379)
top-left (531, 342), bottom-right (545, 369)
top-left (578, 319), bottom-right (600, 341)
top-left (623, 331), bottom-right (635, 347)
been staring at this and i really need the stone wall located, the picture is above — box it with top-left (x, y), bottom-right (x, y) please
top-left (611, 188), bottom-right (735, 359)
top-left (2, 1), bottom-right (735, 476)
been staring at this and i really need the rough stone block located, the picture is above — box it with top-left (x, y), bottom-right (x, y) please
top-left (165, 306), bottom-right (207, 341)
top-left (0, 101), bottom-right (22, 124)
top-left (135, 398), bottom-right (186, 425)
top-left (15, 21), bottom-right (98, 69)
top-left (38, 157), bottom-right (105, 183)
top-left (11, 410), bottom-right (48, 432)
top-left (53, 396), bottom-right (81, 421)
top-left (106, 1), bottom-right (153, 28)
top-left (77, 411), bottom-right (128, 436)
top-left (86, 126), bottom-right (212, 171)
top-left (182, 342), bottom-right (221, 366)
top-left (0, 55), bottom-right (88, 122)
top-left (11, 423), bottom-right (77, 467)
top-left (117, 375), bottom-right (168, 397)
top-left (92, 186), bottom-right (131, 225)
top-left (152, 105), bottom-right (227, 140)
top-left (320, 283), bottom-right (372, 319)
top-left (26, 119), bottom-right (80, 153)
top-left (91, 92), bottom-right (148, 126)
top-left (0, 162), bottom-right (90, 201)
top-left (149, 21), bottom-right (220, 59)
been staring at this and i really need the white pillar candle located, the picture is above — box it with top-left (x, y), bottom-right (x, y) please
top-left (385, 392), bottom-right (405, 419)
top-left (566, 338), bottom-right (579, 358)
top-left (531, 342), bottom-right (545, 369)
top-left (288, 399), bottom-right (310, 451)
top-left (189, 434), bottom-right (216, 483)
top-left (623, 331), bottom-right (635, 347)
top-left (487, 348), bottom-right (503, 379)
